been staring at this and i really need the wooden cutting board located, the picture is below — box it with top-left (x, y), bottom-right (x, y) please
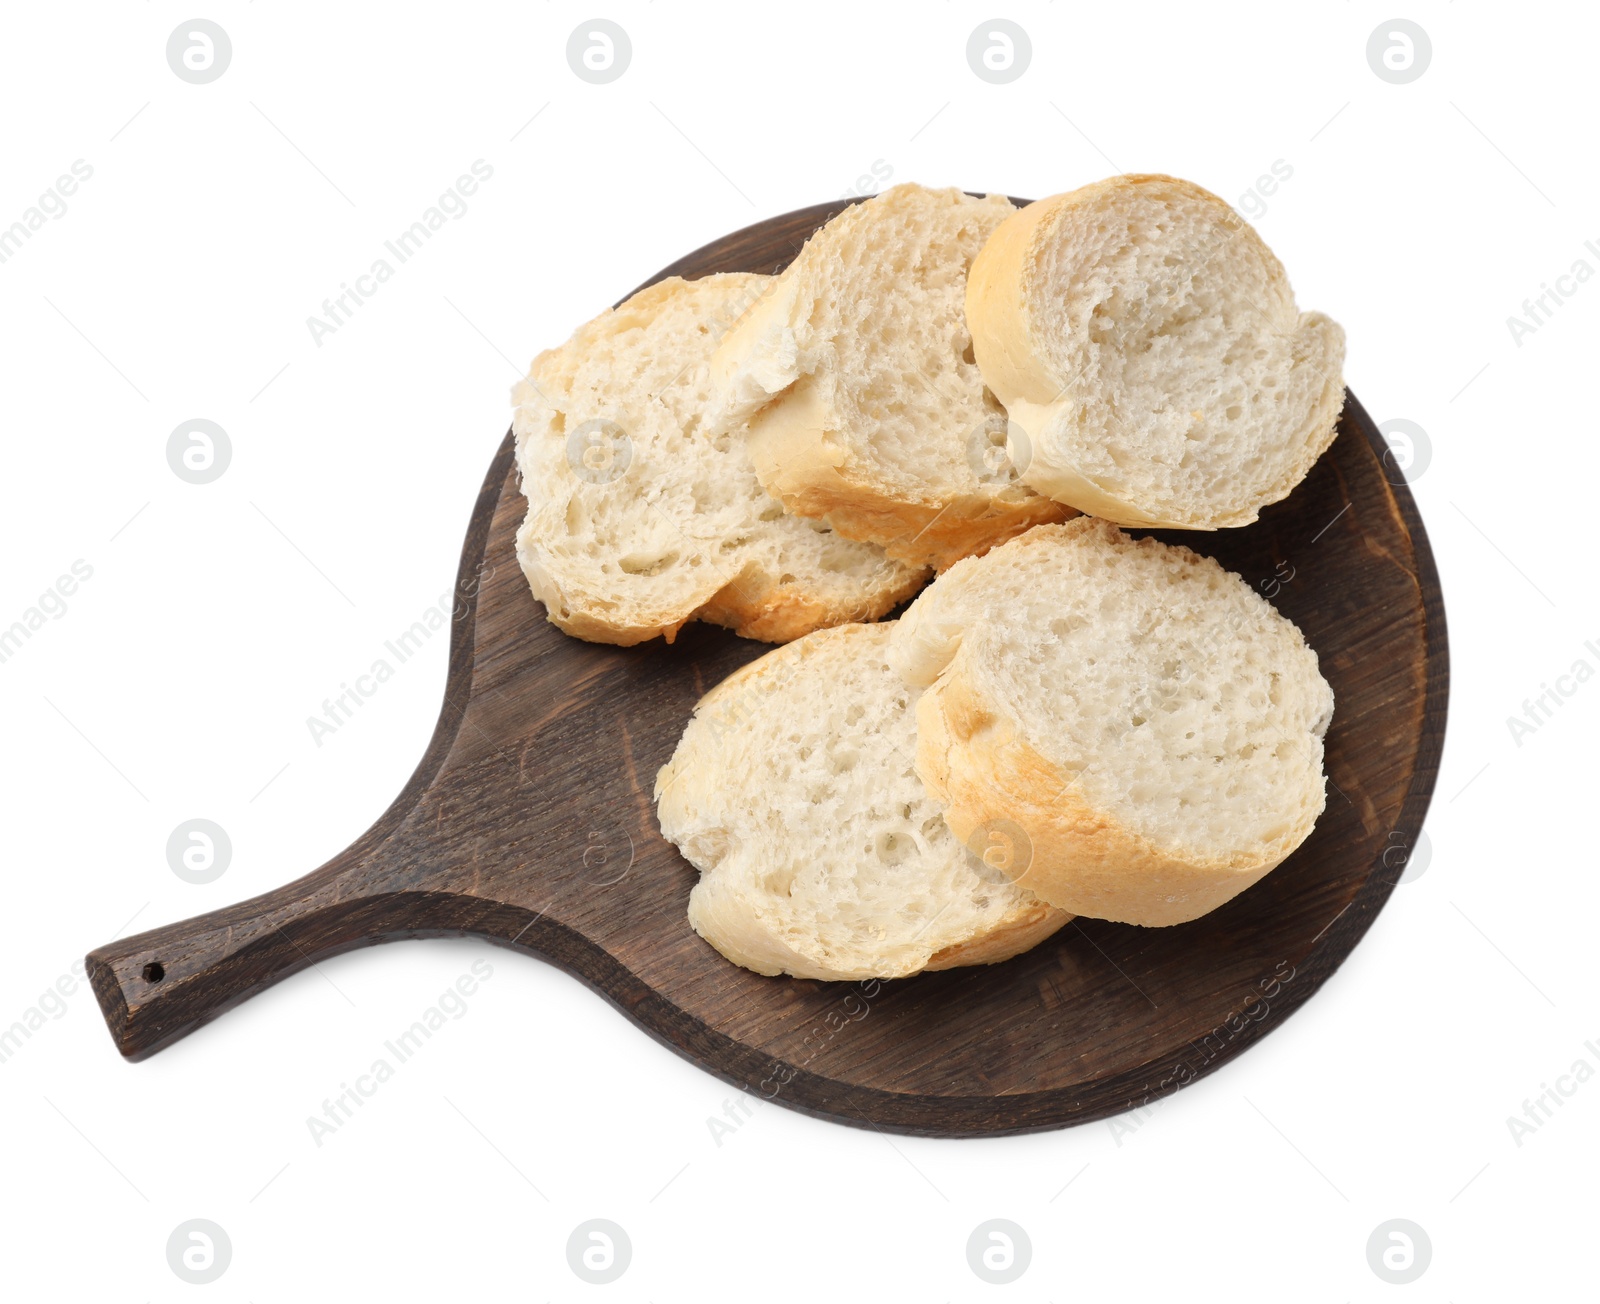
top-left (87, 199), bottom-right (1448, 1137)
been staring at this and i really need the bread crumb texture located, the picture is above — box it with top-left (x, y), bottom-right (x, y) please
top-left (976, 174), bottom-right (1345, 528)
top-left (892, 518), bottom-right (1335, 924)
top-left (513, 273), bottom-right (925, 646)
top-left (655, 622), bottom-right (1066, 978)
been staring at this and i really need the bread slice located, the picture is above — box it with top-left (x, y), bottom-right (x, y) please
top-left (966, 174), bottom-right (1346, 529)
top-left (707, 184), bottom-right (1073, 572)
top-left (655, 621), bottom-right (1069, 979)
top-left (512, 274), bottom-right (927, 646)
top-left (891, 519), bottom-right (1334, 926)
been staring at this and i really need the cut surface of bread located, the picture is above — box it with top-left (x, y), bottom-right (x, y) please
top-left (891, 519), bottom-right (1335, 926)
top-left (513, 273), bottom-right (927, 646)
top-left (707, 184), bottom-right (1073, 571)
top-left (655, 621), bottom-right (1069, 979)
top-left (966, 174), bottom-right (1346, 529)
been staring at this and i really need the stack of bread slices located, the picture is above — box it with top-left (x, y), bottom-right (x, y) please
top-left (515, 175), bottom-right (1343, 980)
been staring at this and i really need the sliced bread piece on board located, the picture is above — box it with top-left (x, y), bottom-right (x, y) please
top-left (513, 273), bottom-right (927, 647)
top-left (707, 184), bottom-right (1073, 572)
top-left (655, 621), bottom-right (1069, 980)
top-left (891, 519), bottom-right (1335, 927)
top-left (966, 174), bottom-right (1346, 529)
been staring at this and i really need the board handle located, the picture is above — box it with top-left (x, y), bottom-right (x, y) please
top-left (87, 432), bottom-right (516, 1062)
top-left (85, 856), bottom-right (428, 1061)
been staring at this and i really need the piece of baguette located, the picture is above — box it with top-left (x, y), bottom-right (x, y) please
top-left (891, 519), bottom-right (1334, 926)
top-left (966, 174), bottom-right (1346, 529)
top-left (513, 274), bottom-right (927, 646)
top-left (655, 621), bottom-right (1069, 980)
top-left (707, 184), bottom-right (1073, 572)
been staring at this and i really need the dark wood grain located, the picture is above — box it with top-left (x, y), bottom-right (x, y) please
top-left (86, 200), bottom-right (1449, 1136)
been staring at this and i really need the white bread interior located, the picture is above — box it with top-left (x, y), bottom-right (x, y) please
top-left (966, 174), bottom-right (1345, 529)
top-left (512, 274), bottom-right (927, 646)
top-left (655, 621), bottom-right (1069, 978)
top-left (891, 519), bottom-right (1335, 926)
top-left (707, 185), bottom-right (1073, 571)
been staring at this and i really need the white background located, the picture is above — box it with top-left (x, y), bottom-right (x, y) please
top-left (1, 1), bottom-right (1593, 1298)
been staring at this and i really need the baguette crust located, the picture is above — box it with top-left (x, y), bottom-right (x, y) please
top-left (924, 897), bottom-right (1067, 969)
top-left (967, 174), bottom-right (1345, 529)
top-left (682, 848), bottom-right (1067, 978)
top-left (743, 374), bottom-right (1073, 570)
top-left (916, 652), bottom-right (1292, 927)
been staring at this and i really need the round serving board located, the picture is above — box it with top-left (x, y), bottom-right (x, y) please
top-left (87, 199), bottom-right (1448, 1136)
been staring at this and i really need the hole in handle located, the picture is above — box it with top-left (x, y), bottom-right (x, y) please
top-left (141, 961), bottom-right (165, 983)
